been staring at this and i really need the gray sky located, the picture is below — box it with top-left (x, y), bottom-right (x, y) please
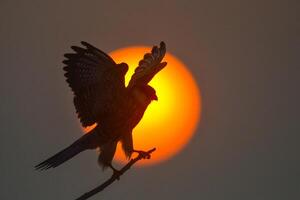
top-left (0, 0), bottom-right (299, 199)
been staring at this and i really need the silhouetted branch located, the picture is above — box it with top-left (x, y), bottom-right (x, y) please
top-left (75, 148), bottom-right (156, 200)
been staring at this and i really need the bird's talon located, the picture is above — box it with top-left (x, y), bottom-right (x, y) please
top-left (135, 150), bottom-right (151, 159)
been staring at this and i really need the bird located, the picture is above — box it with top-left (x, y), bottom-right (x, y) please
top-left (35, 41), bottom-right (167, 174)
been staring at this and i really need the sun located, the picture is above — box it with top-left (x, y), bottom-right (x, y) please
top-left (83, 45), bottom-right (201, 166)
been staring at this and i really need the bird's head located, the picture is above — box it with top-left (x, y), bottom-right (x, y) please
top-left (132, 85), bottom-right (158, 105)
top-left (141, 85), bottom-right (158, 101)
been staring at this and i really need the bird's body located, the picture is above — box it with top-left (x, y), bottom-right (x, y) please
top-left (35, 41), bottom-right (167, 171)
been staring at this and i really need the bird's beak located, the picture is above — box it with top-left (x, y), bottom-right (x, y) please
top-left (153, 94), bottom-right (158, 101)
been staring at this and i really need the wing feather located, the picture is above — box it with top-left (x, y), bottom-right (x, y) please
top-left (63, 41), bottom-right (128, 127)
top-left (128, 41), bottom-right (167, 88)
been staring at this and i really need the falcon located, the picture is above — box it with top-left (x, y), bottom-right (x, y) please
top-left (35, 41), bottom-right (167, 174)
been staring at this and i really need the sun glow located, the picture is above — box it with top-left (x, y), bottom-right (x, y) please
top-left (84, 46), bottom-right (201, 166)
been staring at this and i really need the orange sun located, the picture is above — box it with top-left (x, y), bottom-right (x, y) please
top-left (83, 45), bottom-right (201, 166)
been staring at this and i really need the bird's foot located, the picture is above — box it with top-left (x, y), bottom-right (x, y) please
top-left (134, 150), bottom-right (151, 159)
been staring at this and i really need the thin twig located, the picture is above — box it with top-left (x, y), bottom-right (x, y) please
top-left (75, 148), bottom-right (156, 200)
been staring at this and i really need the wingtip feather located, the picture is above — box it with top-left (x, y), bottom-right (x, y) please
top-left (160, 41), bottom-right (166, 49)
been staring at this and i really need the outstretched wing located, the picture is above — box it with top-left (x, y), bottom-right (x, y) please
top-left (63, 41), bottom-right (128, 127)
top-left (128, 41), bottom-right (167, 88)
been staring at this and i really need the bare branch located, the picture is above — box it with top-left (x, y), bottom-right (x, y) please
top-left (75, 148), bottom-right (156, 200)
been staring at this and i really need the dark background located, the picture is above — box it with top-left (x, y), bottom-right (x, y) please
top-left (1, 0), bottom-right (299, 199)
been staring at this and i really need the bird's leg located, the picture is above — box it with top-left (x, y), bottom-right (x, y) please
top-left (109, 164), bottom-right (121, 180)
top-left (133, 149), bottom-right (151, 159)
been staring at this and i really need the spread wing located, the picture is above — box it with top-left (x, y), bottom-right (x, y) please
top-left (128, 41), bottom-right (167, 88)
top-left (63, 41), bottom-right (128, 127)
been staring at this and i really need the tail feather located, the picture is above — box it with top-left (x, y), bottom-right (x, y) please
top-left (35, 130), bottom-right (100, 170)
top-left (35, 143), bottom-right (84, 170)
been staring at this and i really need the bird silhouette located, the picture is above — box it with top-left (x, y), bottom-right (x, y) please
top-left (35, 41), bottom-right (167, 174)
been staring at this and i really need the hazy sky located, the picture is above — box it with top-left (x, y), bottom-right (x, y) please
top-left (0, 0), bottom-right (299, 199)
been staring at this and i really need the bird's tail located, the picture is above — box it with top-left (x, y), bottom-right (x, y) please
top-left (35, 130), bottom-right (99, 170)
top-left (35, 142), bottom-right (85, 170)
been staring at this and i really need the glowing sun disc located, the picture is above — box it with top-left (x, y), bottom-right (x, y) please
top-left (83, 45), bottom-right (201, 166)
